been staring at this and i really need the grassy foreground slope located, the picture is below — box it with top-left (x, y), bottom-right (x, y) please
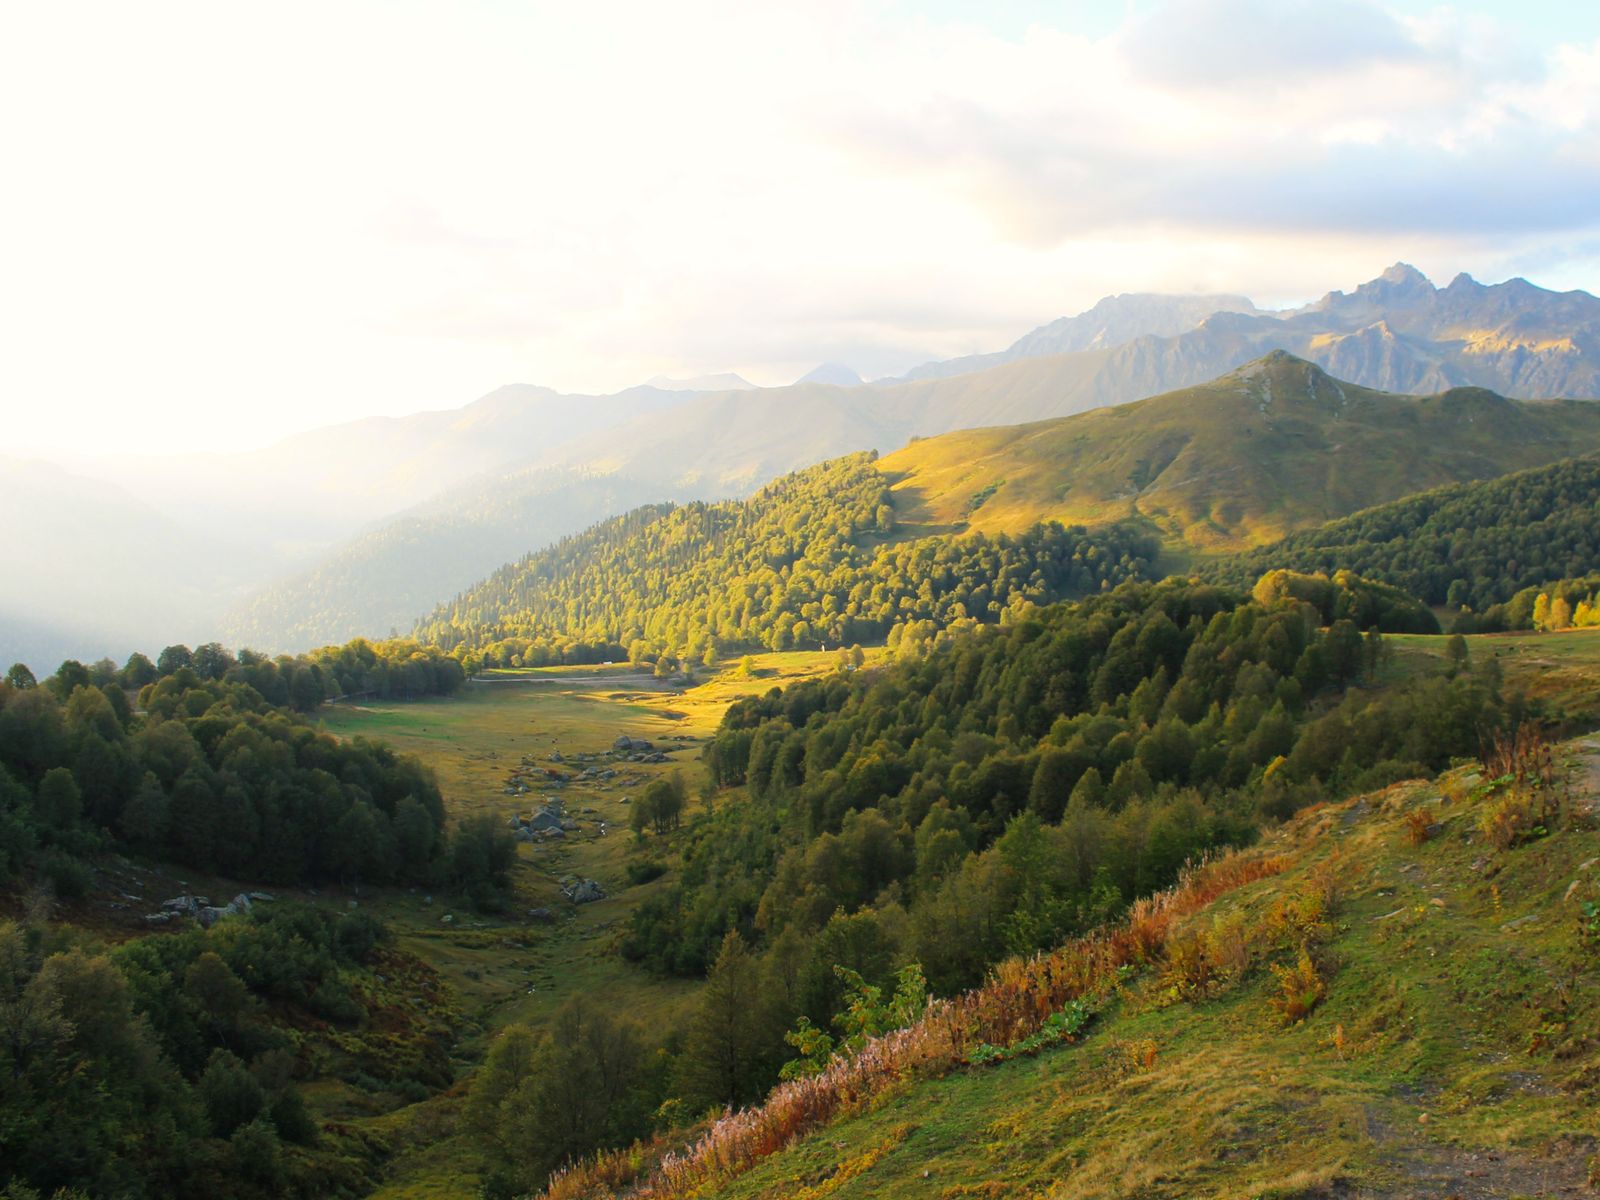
top-left (879, 351), bottom-right (1600, 555)
top-left (604, 736), bottom-right (1600, 1200)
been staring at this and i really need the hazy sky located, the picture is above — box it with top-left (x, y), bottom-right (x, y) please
top-left (4, 0), bottom-right (1599, 457)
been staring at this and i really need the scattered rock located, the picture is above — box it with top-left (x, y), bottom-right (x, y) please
top-left (1501, 914), bottom-right (1539, 932)
top-left (528, 907), bottom-right (555, 924)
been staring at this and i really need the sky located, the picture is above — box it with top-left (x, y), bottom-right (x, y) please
top-left (3, 0), bottom-right (1599, 457)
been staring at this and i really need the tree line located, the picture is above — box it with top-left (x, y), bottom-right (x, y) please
top-left (7, 634), bottom-right (467, 716)
top-left (0, 651), bottom-right (510, 902)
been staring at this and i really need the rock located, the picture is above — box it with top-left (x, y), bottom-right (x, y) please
top-left (143, 912), bottom-right (175, 924)
top-left (1500, 914), bottom-right (1539, 932)
top-left (566, 879), bottom-right (606, 904)
top-left (560, 819), bottom-right (579, 832)
top-left (1565, 879), bottom-right (1585, 903)
top-left (528, 907), bottom-right (555, 924)
top-left (441, 913), bottom-right (454, 924)
top-left (347, 899), bottom-right (359, 910)
top-left (613, 735), bottom-right (635, 751)
top-left (1428, 898), bottom-right (1446, 909)
top-left (247, 892), bottom-right (275, 903)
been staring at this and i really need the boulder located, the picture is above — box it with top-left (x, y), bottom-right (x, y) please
top-left (565, 879), bottom-right (606, 904)
top-left (528, 907), bottom-right (555, 924)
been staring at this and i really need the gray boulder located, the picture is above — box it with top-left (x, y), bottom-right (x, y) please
top-left (565, 879), bottom-right (606, 904)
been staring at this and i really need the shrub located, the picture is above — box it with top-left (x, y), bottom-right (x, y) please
top-left (625, 860), bottom-right (668, 887)
top-left (1403, 807), bottom-right (1435, 847)
top-left (40, 851), bottom-right (91, 900)
top-left (1478, 786), bottom-right (1559, 851)
top-left (1269, 946), bottom-right (1326, 1024)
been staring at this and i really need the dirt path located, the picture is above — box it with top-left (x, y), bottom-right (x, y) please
top-left (1350, 1111), bottom-right (1595, 1199)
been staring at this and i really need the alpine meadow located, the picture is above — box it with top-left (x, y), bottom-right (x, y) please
top-left (7, 4), bottom-right (1600, 1200)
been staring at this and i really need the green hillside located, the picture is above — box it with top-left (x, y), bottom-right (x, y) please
top-left (1202, 455), bottom-right (1600, 615)
top-left (415, 453), bottom-right (1156, 663)
top-left (542, 728), bottom-right (1600, 1200)
top-left (878, 351), bottom-right (1600, 555)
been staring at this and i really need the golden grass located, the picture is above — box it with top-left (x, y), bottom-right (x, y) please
top-left (539, 851), bottom-right (1287, 1200)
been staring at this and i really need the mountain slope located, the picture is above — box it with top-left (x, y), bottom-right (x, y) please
top-left (877, 352), bottom-right (1600, 554)
top-left (218, 469), bottom-right (689, 652)
top-left (899, 290), bottom-right (1261, 381)
top-left (542, 723), bottom-right (1600, 1200)
top-left (1201, 455), bottom-right (1600, 612)
top-left (700, 740), bottom-right (1600, 1200)
top-left (0, 457), bottom-right (261, 668)
top-left (414, 453), bottom-right (1156, 659)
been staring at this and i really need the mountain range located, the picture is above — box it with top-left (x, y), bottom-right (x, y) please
top-left (9, 264), bottom-right (1600, 667)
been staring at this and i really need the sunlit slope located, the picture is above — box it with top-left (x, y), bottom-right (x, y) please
top-left (688, 736), bottom-right (1600, 1200)
top-left (879, 351), bottom-right (1600, 554)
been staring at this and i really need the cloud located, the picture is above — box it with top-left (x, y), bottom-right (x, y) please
top-left (0, 0), bottom-right (1596, 456)
top-left (1121, 0), bottom-right (1422, 87)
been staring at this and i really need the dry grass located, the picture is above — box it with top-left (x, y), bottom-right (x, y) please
top-left (539, 850), bottom-right (1287, 1200)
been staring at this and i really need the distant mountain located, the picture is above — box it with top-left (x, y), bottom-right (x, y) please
top-left (876, 351), bottom-right (1600, 554)
top-left (644, 372), bottom-right (758, 392)
top-left (547, 266), bottom-right (1600, 500)
top-left (0, 458), bottom-right (259, 669)
top-left (5, 384), bottom-right (694, 666)
top-left (899, 291), bottom-right (1261, 381)
top-left (90, 382), bottom-right (690, 547)
top-left (219, 469), bottom-right (689, 653)
top-left (796, 363), bottom-right (863, 386)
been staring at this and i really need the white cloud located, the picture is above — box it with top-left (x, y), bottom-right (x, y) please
top-left (0, 1), bottom-right (1596, 456)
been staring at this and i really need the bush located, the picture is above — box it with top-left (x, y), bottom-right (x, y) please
top-left (40, 851), bottom-right (91, 899)
top-left (1268, 946), bottom-right (1326, 1024)
top-left (625, 860), bottom-right (667, 887)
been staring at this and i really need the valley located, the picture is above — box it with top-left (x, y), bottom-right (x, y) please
top-left (14, 8), bottom-right (1600, 1199)
top-left (315, 652), bottom-right (877, 1197)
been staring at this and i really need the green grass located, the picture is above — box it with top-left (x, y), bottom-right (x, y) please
top-left (697, 744), bottom-right (1600, 1200)
top-left (1383, 627), bottom-right (1600, 726)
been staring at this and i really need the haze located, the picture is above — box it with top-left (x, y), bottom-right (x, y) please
top-left (4, 0), bottom-right (1600, 458)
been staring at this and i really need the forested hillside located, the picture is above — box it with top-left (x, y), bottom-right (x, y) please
top-left (416, 453), bottom-right (1157, 664)
top-left (877, 352), bottom-right (1600, 553)
top-left (1204, 455), bottom-right (1600, 614)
